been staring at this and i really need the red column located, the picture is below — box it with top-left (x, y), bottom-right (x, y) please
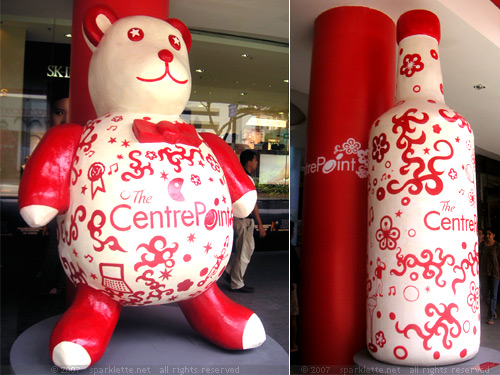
top-left (299, 6), bottom-right (395, 365)
top-left (69, 0), bottom-right (170, 125)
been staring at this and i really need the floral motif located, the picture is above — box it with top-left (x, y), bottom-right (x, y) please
top-left (145, 151), bottom-right (157, 160)
top-left (372, 133), bottom-right (390, 163)
top-left (375, 331), bottom-right (386, 348)
top-left (111, 115), bottom-right (123, 122)
top-left (356, 149), bottom-right (369, 179)
top-left (400, 54), bottom-right (424, 77)
top-left (191, 174), bottom-right (201, 186)
top-left (448, 168), bottom-right (457, 180)
top-left (376, 216), bottom-right (400, 250)
top-left (467, 282), bottom-right (479, 313)
top-left (342, 138), bottom-right (361, 155)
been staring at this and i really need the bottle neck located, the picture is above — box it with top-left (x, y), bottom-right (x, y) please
top-left (395, 35), bottom-right (444, 103)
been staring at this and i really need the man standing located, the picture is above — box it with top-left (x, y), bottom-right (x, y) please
top-left (224, 149), bottom-right (266, 292)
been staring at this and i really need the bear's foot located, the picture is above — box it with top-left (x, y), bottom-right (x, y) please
top-left (50, 284), bottom-right (121, 370)
top-left (178, 284), bottom-right (266, 349)
top-left (52, 342), bottom-right (92, 370)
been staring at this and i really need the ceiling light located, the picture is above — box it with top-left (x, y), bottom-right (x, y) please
top-left (283, 79), bottom-right (289, 83)
top-left (240, 92), bottom-right (247, 96)
top-left (65, 33), bottom-right (72, 38)
top-left (241, 53), bottom-right (250, 58)
top-left (473, 83), bottom-right (486, 90)
top-left (195, 68), bottom-right (205, 73)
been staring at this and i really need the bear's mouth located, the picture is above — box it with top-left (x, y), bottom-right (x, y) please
top-left (137, 63), bottom-right (188, 84)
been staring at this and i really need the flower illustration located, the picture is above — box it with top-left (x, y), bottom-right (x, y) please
top-left (467, 282), bottom-right (479, 313)
top-left (372, 133), bottom-right (390, 163)
top-left (191, 174), bottom-right (201, 186)
top-left (375, 331), bottom-right (386, 348)
top-left (376, 216), bottom-right (400, 250)
top-left (357, 149), bottom-right (369, 168)
top-left (145, 151), bottom-right (157, 160)
top-left (400, 54), bottom-right (424, 77)
top-left (342, 138), bottom-right (361, 155)
top-left (111, 115), bottom-right (123, 122)
top-left (448, 168), bottom-right (457, 180)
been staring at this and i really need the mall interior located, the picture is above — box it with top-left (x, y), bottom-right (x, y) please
top-left (2, 0), bottom-right (500, 374)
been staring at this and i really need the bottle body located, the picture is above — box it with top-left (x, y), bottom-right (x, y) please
top-left (367, 99), bottom-right (479, 365)
top-left (366, 10), bottom-right (480, 366)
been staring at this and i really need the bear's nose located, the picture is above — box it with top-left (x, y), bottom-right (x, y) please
top-left (158, 49), bottom-right (173, 63)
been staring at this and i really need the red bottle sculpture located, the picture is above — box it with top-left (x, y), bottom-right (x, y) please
top-left (366, 10), bottom-right (479, 365)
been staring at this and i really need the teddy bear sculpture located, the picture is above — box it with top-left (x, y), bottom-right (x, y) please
top-left (19, 6), bottom-right (265, 370)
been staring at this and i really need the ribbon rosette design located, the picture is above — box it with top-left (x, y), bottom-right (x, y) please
top-left (88, 162), bottom-right (106, 199)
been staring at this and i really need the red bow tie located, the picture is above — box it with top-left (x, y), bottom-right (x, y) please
top-left (132, 119), bottom-right (202, 147)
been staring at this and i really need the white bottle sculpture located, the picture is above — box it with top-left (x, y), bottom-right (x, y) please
top-left (366, 9), bottom-right (480, 365)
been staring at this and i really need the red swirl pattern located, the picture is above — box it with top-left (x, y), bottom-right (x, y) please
top-left (395, 303), bottom-right (461, 351)
top-left (121, 150), bottom-right (154, 181)
top-left (158, 145), bottom-right (203, 173)
top-left (390, 247), bottom-right (455, 288)
top-left (87, 209), bottom-right (125, 252)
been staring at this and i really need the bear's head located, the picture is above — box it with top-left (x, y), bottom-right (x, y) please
top-left (84, 6), bottom-right (192, 118)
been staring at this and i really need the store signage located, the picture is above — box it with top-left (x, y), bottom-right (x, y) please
top-left (47, 65), bottom-right (70, 78)
top-left (304, 137), bottom-right (369, 178)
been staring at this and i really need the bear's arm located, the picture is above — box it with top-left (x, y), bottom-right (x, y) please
top-left (18, 124), bottom-right (84, 227)
top-left (200, 132), bottom-right (257, 218)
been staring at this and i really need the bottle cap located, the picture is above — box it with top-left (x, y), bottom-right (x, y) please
top-left (397, 9), bottom-right (441, 44)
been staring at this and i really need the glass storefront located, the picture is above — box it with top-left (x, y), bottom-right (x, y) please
top-left (1, 11), bottom-right (289, 253)
top-left (1, 16), bottom-right (289, 199)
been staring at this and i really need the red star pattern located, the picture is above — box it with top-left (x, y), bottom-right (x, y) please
top-left (109, 137), bottom-right (117, 144)
top-left (204, 242), bottom-right (212, 254)
top-left (423, 147), bottom-right (430, 154)
top-left (222, 196), bottom-right (227, 204)
top-left (395, 210), bottom-right (403, 217)
top-left (455, 137), bottom-right (460, 143)
top-left (73, 249), bottom-right (78, 257)
top-left (198, 160), bottom-right (205, 167)
top-left (117, 154), bottom-right (124, 160)
top-left (90, 273), bottom-right (97, 280)
top-left (121, 140), bottom-right (131, 148)
top-left (160, 171), bottom-right (168, 181)
top-left (81, 185), bottom-right (87, 194)
top-left (160, 268), bottom-right (172, 281)
top-left (187, 233), bottom-right (196, 243)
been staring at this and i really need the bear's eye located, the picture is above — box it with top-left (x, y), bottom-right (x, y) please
top-left (169, 34), bottom-right (181, 51)
top-left (128, 28), bottom-right (144, 42)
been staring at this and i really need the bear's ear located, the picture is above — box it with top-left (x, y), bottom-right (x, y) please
top-left (166, 18), bottom-right (192, 52)
top-left (83, 5), bottom-right (118, 49)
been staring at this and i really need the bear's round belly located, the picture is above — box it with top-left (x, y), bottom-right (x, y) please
top-left (58, 114), bottom-right (234, 306)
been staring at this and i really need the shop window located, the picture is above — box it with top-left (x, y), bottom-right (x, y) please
top-left (0, 17), bottom-right (288, 200)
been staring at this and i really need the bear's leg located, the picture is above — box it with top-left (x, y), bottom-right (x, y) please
top-left (178, 283), bottom-right (266, 349)
top-left (50, 284), bottom-right (121, 370)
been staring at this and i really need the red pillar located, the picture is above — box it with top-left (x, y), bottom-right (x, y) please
top-left (69, 0), bottom-right (170, 125)
top-left (299, 6), bottom-right (395, 365)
